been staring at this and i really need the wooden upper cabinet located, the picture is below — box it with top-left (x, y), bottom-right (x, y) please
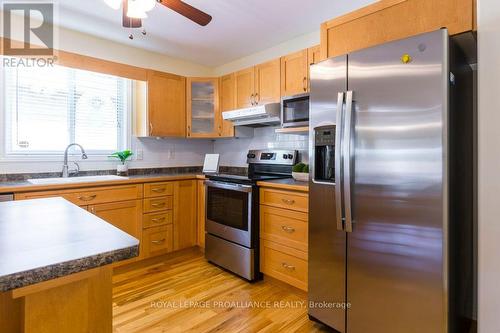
top-left (321, 0), bottom-right (475, 58)
top-left (281, 49), bottom-right (309, 97)
top-left (308, 45), bottom-right (322, 65)
top-left (254, 59), bottom-right (281, 105)
top-left (219, 73), bottom-right (235, 137)
top-left (235, 67), bottom-right (255, 109)
top-left (147, 70), bottom-right (186, 137)
top-left (186, 77), bottom-right (220, 138)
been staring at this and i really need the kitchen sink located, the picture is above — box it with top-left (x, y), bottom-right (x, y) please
top-left (27, 175), bottom-right (129, 185)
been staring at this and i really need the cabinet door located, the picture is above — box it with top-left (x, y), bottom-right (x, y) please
top-left (196, 179), bottom-right (206, 249)
top-left (89, 200), bottom-right (142, 240)
top-left (234, 67), bottom-right (255, 109)
top-left (186, 77), bottom-right (220, 138)
top-left (147, 70), bottom-right (186, 137)
top-left (255, 59), bottom-right (281, 105)
top-left (281, 49), bottom-right (309, 96)
top-left (219, 74), bottom-right (235, 137)
top-left (173, 180), bottom-right (197, 250)
top-left (322, 0), bottom-right (474, 58)
top-left (308, 45), bottom-right (322, 65)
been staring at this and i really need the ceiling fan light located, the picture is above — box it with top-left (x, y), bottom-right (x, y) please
top-left (141, 0), bottom-right (157, 12)
top-left (104, 0), bottom-right (121, 10)
top-left (127, 1), bottom-right (148, 19)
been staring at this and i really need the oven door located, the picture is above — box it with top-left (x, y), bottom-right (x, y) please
top-left (205, 180), bottom-right (253, 248)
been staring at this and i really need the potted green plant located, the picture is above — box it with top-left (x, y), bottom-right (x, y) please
top-left (109, 150), bottom-right (133, 176)
top-left (292, 162), bottom-right (309, 182)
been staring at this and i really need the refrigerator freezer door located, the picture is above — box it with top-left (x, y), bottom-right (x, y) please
top-left (346, 30), bottom-right (448, 333)
top-left (308, 55), bottom-right (347, 332)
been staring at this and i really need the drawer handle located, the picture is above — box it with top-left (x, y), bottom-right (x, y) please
top-left (281, 263), bottom-right (296, 271)
top-left (281, 225), bottom-right (295, 233)
top-left (281, 199), bottom-right (295, 205)
top-left (151, 217), bottom-right (166, 223)
top-left (151, 238), bottom-right (166, 244)
top-left (151, 202), bottom-right (166, 208)
top-left (151, 188), bottom-right (166, 193)
top-left (78, 195), bottom-right (97, 202)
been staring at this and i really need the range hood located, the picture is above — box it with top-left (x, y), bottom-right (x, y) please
top-left (222, 103), bottom-right (281, 127)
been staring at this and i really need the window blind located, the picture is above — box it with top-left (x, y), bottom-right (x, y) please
top-left (3, 63), bottom-right (129, 155)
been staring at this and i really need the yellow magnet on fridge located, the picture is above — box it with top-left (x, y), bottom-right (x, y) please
top-left (401, 54), bottom-right (412, 64)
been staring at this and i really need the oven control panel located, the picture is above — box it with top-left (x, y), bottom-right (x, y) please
top-left (246, 150), bottom-right (297, 165)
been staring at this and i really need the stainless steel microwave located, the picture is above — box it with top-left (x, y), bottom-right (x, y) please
top-left (281, 93), bottom-right (310, 128)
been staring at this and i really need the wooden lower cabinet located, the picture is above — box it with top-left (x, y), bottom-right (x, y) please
top-left (259, 186), bottom-right (309, 291)
top-left (196, 179), bottom-right (206, 249)
top-left (173, 180), bottom-right (197, 250)
top-left (260, 205), bottom-right (308, 252)
top-left (260, 240), bottom-right (308, 291)
top-left (142, 225), bottom-right (174, 257)
top-left (13, 179), bottom-right (200, 262)
top-left (89, 200), bottom-right (142, 240)
top-left (14, 184), bottom-right (143, 207)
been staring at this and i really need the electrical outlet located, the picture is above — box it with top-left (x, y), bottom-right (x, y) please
top-left (136, 149), bottom-right (144, 160)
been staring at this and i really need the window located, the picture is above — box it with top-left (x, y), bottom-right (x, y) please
top-left (2, 63), bottom-right (130, 157)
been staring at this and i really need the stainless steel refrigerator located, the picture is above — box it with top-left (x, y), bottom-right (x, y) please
top-left (308, 29), bottom-right (474, 333)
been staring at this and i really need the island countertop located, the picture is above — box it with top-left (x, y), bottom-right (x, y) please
top-left (0, 197), bottom-right (139, 292)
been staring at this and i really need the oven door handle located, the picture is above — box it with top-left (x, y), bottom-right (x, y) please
top-left (204, 180), bottom-right (253, 193)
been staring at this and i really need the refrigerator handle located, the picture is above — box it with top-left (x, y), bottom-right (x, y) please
top-left (344, 91), bottom-right (354, 233)
top-left (334, 92), bottom-right (345, 232)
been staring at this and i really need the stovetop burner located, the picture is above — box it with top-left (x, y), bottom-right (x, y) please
top-left (206, 149), bottom-right (298, 185)
top-left (206, 173), bottom-right (291, 185)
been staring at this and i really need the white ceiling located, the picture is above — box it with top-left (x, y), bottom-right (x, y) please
top-left (57, 0), bottom-right (375, 67)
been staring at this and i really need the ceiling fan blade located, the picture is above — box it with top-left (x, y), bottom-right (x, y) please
top-left (159, 0), bottom-right (212, 26)
top-left (122, 0), bottom-right (142, 28)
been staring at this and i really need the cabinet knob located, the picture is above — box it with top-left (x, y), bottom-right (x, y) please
top-left (303, 77), bottom-right (307, 92)
top-left (149, 122), bottom-right (153, 135)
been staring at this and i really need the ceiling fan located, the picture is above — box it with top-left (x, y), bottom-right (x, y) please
top-left (104, 0), bottom-right (212, 39)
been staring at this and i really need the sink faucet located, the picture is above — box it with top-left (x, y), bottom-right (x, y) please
top-left (62, 143), bottom-right (88, 178)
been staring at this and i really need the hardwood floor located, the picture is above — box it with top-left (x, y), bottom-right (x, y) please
top-left (112, 248), bottom-right (331, 333)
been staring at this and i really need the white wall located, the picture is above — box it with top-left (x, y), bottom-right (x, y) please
top-left (477, 0), bottom-right (500, 332)
top-left (213, 30), bottom-right (320, 76)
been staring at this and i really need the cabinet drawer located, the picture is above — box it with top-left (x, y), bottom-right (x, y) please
top-left (143, 196), bottom-right (173, 213)
top-left (143, 225), bottom-right (173, 258)
top-left (15, 184), bottom-right (142, 206)
top-left (260, 205), bottom-right (308, 252)
top-left (143, 211), bottom-right (173, 229)
top-left (260, 240), bottom-right (307, 291)
top-left (144, 182), bottom-right (174, 198)
top-left (260, 188), bottom-right (308, 212)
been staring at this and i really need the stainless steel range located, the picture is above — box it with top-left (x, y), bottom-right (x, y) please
top-left (204, 149), bottom-right (298, 281)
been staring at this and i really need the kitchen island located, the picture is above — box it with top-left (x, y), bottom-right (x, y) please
top-left (0, 197), bottom-right (139, 333)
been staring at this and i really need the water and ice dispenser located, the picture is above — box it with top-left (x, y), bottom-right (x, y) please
top-left (314, 125), bottom-right (336, 183)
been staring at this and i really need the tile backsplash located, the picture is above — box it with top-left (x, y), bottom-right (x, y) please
top-left (214, 126), bottom-right (309, 167)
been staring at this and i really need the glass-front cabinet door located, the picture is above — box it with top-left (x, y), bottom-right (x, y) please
top-left (186, 78), bottom-right (220, 138)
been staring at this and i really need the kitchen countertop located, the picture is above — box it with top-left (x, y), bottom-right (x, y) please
top-left (257, 178), bottom-right (309, 192)
top-left (0, 173), bottom-right (206, 193)
top-left (0, 197), bottom-right (139, 292)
